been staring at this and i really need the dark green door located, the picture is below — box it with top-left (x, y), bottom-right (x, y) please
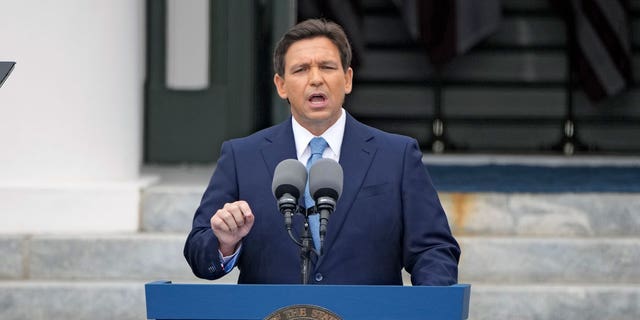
top-left (145, 0), bottom-right (256, 163)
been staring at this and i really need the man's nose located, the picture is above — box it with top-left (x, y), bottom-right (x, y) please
top-left (309, 67), bottom-right (322, 86)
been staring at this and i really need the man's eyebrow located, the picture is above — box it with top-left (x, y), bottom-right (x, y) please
top-left (289, 62), bottom-right (310, 69)
top-left (318, 60), bottom-right (338, 66)
top-left (287, 60), bottom-right (339, 72)
top-left (290, 60), bottom-right (338, 67)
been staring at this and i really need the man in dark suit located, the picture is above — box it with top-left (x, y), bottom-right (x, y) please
top-left (184, 19), bottom-right (460, 285)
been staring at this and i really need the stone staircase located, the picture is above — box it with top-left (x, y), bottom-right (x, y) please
top-left (444, 192), bottom-right (640, 319)
top-left (2, 162), bottom-right (639, 319)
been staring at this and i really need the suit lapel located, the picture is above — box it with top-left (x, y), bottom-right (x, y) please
top-left (259, 119), bottom-right (311, 261)
top-left (315, 114), bottom-right (377, 268)
top-left (260, 118), bottom-right (297, 179)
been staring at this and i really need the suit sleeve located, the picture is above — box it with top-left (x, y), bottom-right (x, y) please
top-left (401, 139), bottom-right (461, 285)
top-left (184, 141), bottom-right (239, 280)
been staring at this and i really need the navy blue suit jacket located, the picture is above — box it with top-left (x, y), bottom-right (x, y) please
top-left (184, 114), bottom-right (460, 285)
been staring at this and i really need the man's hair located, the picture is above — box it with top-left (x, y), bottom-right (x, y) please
top-left (273, 18), bottom-right (352, 77)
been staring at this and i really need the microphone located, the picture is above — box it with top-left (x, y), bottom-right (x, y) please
top-left (271, 159), bottom-right (307, 230)
top-left (309, 158), bottom-right (343, 253)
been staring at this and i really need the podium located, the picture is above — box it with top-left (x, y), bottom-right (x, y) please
top-left (145, 281), bottom-right (471, 319)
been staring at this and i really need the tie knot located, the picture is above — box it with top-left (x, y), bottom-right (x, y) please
top-left (309, 137), bottom-right (328, 156)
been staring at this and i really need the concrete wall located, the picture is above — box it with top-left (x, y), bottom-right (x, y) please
top-left (0, 0), bottom-right (146, 233)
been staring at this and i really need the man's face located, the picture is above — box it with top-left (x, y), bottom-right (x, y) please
top-left (274, 36), bottom-right (353, 135)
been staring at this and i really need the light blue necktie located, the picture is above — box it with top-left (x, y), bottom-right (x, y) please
top-left (304, 137), bottom-right (328, 251)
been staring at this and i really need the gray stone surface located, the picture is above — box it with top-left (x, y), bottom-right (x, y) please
top-left (0, 235), bottom-right (24, 279)
top-left (141, 165), bottom-right (211, 233)
top-left (0, 281), bottom-right (145, 320)
top-left (141, 187), bottom-right (202, 232)
top-left (29, 234), bottom-right (195, 281)
top-left (469, 284), bottom-right (640, 320)
top-left (458, 237), bottom-right (640, 284)
top-left (440, 193), bottom-right (640, 236)
top-left (25, 233), bottom-right (640, 284)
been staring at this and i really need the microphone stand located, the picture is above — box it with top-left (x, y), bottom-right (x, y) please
top-left (299, 215), bottom-right (313, 285)
top-left (280, 203), bottom-right (318, 285)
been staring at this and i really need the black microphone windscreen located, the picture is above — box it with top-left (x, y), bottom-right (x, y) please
top-left (272, 159), bottom-right (307, 199)
top-left (309, 158), bottom-right (343, 200)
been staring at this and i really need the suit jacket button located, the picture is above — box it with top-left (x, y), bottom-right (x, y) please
top-left (314, 273), bottom-right (323, 282)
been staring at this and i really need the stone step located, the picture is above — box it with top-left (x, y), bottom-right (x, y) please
top-left (1, 281), bottom-right (638, 320)
top-left (469, 284), bottom-right (640, 320)
top-left (141, 176), bottom-right (640, 237)
top-left (26, 233), bottom-right (196, 281)
top-left (141, 185), bottom-right (202, 233)
top-left (458, 237), bottom-right (640, 284)
top-left (0, 281), bottom-right (146, 320)
top-left (2, 234), bottom-right (638, 284)
top-left (440, 193), bottom-right (640, 237)
top-left (0, 235), bottom-right (22, 279)
top-left (140, 165), bottom-right (211, 233)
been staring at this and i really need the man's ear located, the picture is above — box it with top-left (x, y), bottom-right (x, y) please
top-left (273, 73), bottom-right (288, 99)
top-left (344, 67), bottom-right (353, 94)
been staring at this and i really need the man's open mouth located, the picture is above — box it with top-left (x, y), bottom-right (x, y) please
top-left (308, 93), bottom-right (327, 105)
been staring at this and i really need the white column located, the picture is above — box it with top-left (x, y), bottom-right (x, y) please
top-left (0, 0), bottom-right (147, 233)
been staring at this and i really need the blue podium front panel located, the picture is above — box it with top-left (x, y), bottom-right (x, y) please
top-left (145, 281), bottom-right (470, 320)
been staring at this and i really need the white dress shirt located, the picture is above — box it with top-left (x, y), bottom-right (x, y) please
top-left (292, 108), bottom-right (346, 164)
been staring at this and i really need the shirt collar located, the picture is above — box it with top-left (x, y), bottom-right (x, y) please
top-left (292, 108), bottom-right (346, 160)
